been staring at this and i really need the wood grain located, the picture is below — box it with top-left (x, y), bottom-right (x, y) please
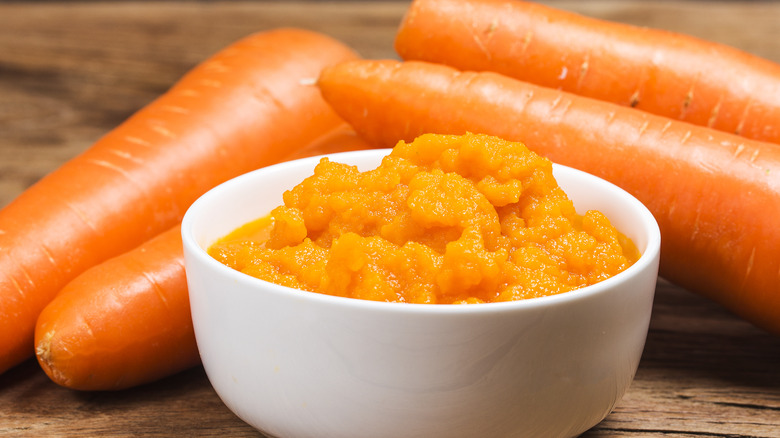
top-left (1, 1), bottom-right (779, 436)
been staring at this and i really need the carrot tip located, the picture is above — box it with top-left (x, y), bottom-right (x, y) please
top-left (35, 331), bottom-right (54, 369)
top-left (36, 330), bottom-right (73, 387)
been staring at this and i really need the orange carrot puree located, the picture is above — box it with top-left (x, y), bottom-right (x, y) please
top-left (208, 133), bottom-right (639, 304)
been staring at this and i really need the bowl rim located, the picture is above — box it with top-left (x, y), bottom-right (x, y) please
top-left (181, 149), bottom-right (661, 316)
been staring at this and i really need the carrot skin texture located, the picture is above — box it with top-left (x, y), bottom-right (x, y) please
top-left (33, 124), bottom-right (374, 391)
top-left (283, 122), bottom-right (376, 161)
top-left (318, 59), bottom-right (780, 335)
top-left (0, 28), bottom-right (359, 374)
top-left (35, 226), bottom-right (195, 391)
top-left (395, 0), bottom-right (780, 144)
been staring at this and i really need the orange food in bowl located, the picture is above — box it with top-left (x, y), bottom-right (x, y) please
top-left (208, 133), bottom-right (639, 304)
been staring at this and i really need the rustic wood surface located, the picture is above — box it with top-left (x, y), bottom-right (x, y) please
top-left (1, 1), bottom-right (779, 436)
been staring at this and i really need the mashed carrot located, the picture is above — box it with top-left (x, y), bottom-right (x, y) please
top-left (208, 133), bottom-right (639, 304)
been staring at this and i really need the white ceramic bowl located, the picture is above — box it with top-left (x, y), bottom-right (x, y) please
top-left (181, 149), bottom-right (661, 438)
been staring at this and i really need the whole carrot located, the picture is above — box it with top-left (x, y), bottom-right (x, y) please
top-left (318, 59), bottom-right (780, 336)
top-left (34, 125), bottom-right (373, 391)
top-left (0, 28), bottom-right (359, 374)
top-left (394, 0), bottom-right (780, 145)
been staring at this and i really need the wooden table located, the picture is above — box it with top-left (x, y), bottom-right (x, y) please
top-left (1, 1), bottom-right (779, 436)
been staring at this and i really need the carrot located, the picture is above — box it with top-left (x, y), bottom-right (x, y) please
top-left (394, 0), bottom-right (780, 145)
top-left (35, 225), bottom-right (193, 391)
top-left (0, 28), bottom-right (359, 375)
top-left (317, 59), bottom-right (780, 336)
top-left (283, 122), bottom-right (375, 161)
top-left (34, 124), bottom-right (375, 391)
